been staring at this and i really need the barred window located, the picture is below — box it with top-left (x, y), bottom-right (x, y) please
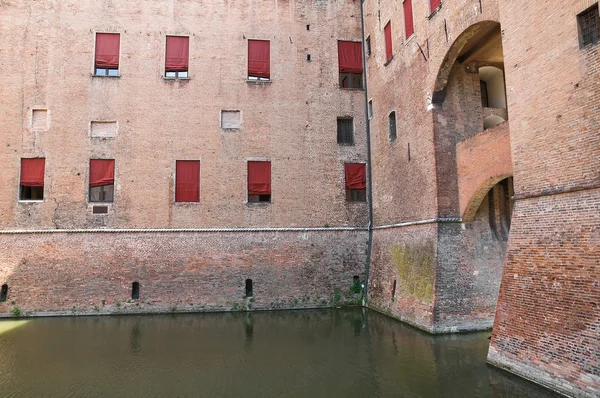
top-left (578, 5), bottom-right (599, 47)
top-left (337, 118), bottom-right (354, 145)
top-left (388, 111), bottom-right (397, 141)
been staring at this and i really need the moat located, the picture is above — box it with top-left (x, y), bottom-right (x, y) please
top-left (0, 308), bottom-right (557, 397)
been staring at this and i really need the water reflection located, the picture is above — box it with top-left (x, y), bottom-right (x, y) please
top-left (0, 309), bottom-right (557, 397)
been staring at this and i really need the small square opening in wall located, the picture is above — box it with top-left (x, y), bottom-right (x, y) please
top-left (578, 4), bottom-right (600, 47)
top-left (92, 205), bottom-right (109, 214)
top-left (91, 121), bottom-right (117, 138)
top-left (221, 110), bottom-right (242, 129)
top-left (32, 109), bottom-right (48, 130)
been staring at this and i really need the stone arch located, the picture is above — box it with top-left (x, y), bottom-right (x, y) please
top-left (462, 174), bottom-right (512, 222)
top-left (432, 21), bottom-right (502, 104)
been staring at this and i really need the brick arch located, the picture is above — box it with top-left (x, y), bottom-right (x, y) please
top-left (431, 20), bottom-right (501, 104)
top-left (461, 174), bottom-right (512, 222)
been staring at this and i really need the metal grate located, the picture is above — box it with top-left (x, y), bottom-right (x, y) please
top-left (337, 118), bottom-right (354, 145)
top-left (579, 5), bottom-right (600, 47)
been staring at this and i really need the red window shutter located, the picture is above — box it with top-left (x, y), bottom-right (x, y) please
top-left (89, 159), bottom-right (115, 187)
top-left (20, 158), bottom-right (45, 187)
top-left (165, 36), bottom-right (189, 72)
top-left (248, 161), bottom-right (271, 195)
top-left (175, 160), bottom-right (200, 202)
top-left (431, 0), bottom-right (442, 12)
top-left (338, 41), bottom-right (363, 74)
top-left (345, 163), bottom-right (366, 190)
top-left (384, 22), bottom-right (393, 61)
top-left (404, 0), bottom-right (414, 39)
top-left (95, 33), bottom-right (120, 69)
top-left (248, 40), bottom-right (270, 79)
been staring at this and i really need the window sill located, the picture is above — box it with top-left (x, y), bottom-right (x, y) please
top-left (92, 74), bottom-right (120, 78)
top-left (246, 201), bottom-right (272, 205)
top-left (384, 56), bottom-right (394, 67)
top-left (18, 200), bottom-right (43, 203)
top-left (427, 3), bottom-right (443, 20)
top-left (163, 76), bottom-right (191, 80)
top-left (339, 87), bottom-right (364, 91)
top-left (346, 201), bottom-right (367, 204)
top-left (246, 79), bottom-right (272, 84)
top-left (337, 142), bottom-right (356, 147)
top-left (174, 201), bottom-right (201, 205)
top-left (405, 34), bottom-right (416, 45)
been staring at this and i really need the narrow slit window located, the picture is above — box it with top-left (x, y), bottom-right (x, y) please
top-left (245, 279), bottom-right (253, 297)
top-left (345, 163), bottom-right (367, 202)
top-left (132, 282), bottom-right (140, 300)
top-left (403, 0), bottom-right (414, 39)
top-left (248, 161), bottom-right (271, 203)
top-left (89, 159), bottom-right (115, 203)
top-left (248, 40), bottom-right (270, 80)
top-left (368, 100), bottom-right (373, 120)
top-left (338, 41), bottom-right (363, 89)
top-left (384, 22), bottom-right (393, 63)
top-left (392, 280), bottom-right (397, 298)
top-left (165, 36), bottom-right (189, 78)
top-left (20, 158), bottom-right (45, 201)
top-left (0, 284), bottom-right (8, 302)
top-left (389, 111), bottom-right (397, 140)
top-left (365, 36), bottom-right (371, 58)
top-left (337, 118), bottom-right (354, 145)
top-left (95, 33), bottom-right (120, 76)
top-left (175, 160), bottom-right (200, 202)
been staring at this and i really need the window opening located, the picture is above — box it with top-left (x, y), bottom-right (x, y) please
top-left (338, 41), bottom-right (363, 89)
top-left (403, 0), bottom-right (414, 39)
top-left (307, 54), bottom-right (311, 61)
top-left (20, 158), bottom-right (45, 200)
top-left (337, 118), bottom-right (354, 145)
top-left (245, 279), bottom-right (253, 297)
top-left (89, 159), bottom-right (115, 202)
top-left (480, 80), bottom-right (489, 107)
top-left (306, 24), bottom-right (310, 31)
top-left (131, 282), bottom-right (140, 300)
top-left (175, 160), bottom-right (200, 202)
top-left (0, 284), bottom-right (7, 302)
top-left (248, 161), bottom-right (271, 203)
top-left (345, 163), bottom-right (367, 202)
top-left (388, 111), bottom-right (397, 140)
top-left (579, 5), bottom-right (600, 47)
top-left (365, 36), bottom-right (371, 58)
top-left (392, 280), bottom-right (396, 298)
top-left (368, 100), bottom-right (373, 120)
top-left (430, 0), bottom-right (442, 13)
top-left (248, 40), bottom-right (270, 80)
top-left (384, 22), bottom-right (393, 63)
top-left (165, 36), bottom-right (189, 78)
top-left (95, 33), bottom-right (120, 76)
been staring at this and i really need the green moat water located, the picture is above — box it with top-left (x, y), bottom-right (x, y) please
top-left (0, 308), bottom-right (557, 397)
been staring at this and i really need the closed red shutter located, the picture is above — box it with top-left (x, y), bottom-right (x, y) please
top-left (431, 0), bottom-right (442, 12)
top-left (248, 161), bottom-right (271, 195)
top-left (95, 33), bottom-right (120, 69)
top-left (345, 163), bottom-right (366, 190)
top-left (248, 40), bottom-right (270, 79)
top-left (338, 41), bottom-right (363, 74)
top-left (175, 161), bottom-right (200, 202)
top-left (404, 0), bottom-right (414, 38)
top-left (89, 159), bottom-right (115, 187)
top-left (20, 158), bottom-right (45, 187)
top-left (165, 36), bottom-right (189, 72)
top-left (384, 22), bottom-right (393, 61)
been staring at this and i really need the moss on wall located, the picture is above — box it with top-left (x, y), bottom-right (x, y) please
top-left (391, 242), bottom-right (435, 303)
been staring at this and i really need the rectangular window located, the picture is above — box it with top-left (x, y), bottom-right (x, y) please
top-left (337, 118), bottom-right (354, 145)
top-left (384, 22), bottom-right (393, 63)
top-left (365, 36), bottom-right (371, 58)
top-left (175, 160), bottom-right (200, 202)
top-left (389, 111), bottom-right (397, 140)
top-left (578, 5), bottom-right (600, 47)
top-left (345, 163), bottom-right (366, 202)
top-left (20, 158), bottom-right (45, 201)
top-left (338, 41), bottom-right (363, 89)
top-left (89, 159), bottom-right (115, 202)
top-left (165, 36), bottom-right (189, 78)
top-left (430, 0), bottom-right (442, 13)
top-left (403, 0), bottom-right (414, 39)
top-left (248, 161), bottom-right (271, 203)
top-left (368, 100), bottom-right (373, 120)
top-left (95, 33), bottom-right (120, 76)
top-left (248, 40), bottom-right (270, 80)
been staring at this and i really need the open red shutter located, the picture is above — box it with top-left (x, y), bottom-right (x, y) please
top-left (338, 41), bottom-right (363, 74)
top-left (175, 161), bottom-right (200, 202)
top-left (165, 36), bottom-right (189, 72)
top-left (248, 161), bottom-right (271, 195)
top-left (404, 0), bottom-right (414, 38)
top-left (20, 158), bottom-right (45, 187)
top-left (248, 40), bottom-right (270, 79)
top-left (345, 163), bottom-right (366, 190)
top-left (95, 33), bottom-right (120, 69)
top-left (430, 0), bottom-right (442, 12)
top-left (384, 22), bottom-right (393, 61)
top-left (90, 160), bottom-right (115, 188)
